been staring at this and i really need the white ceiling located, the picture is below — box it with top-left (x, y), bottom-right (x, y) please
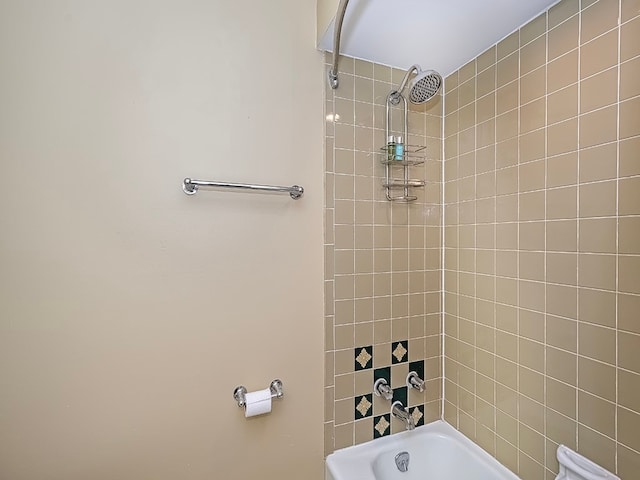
top-left (319, 0), bottom-right (560, 79)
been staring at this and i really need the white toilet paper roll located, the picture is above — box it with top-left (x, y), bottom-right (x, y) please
top-left (244, 388), bottom-right (272, 417)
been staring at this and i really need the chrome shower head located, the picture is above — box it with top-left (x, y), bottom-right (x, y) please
top-left (390, 65), bottom-right (442, 105)
top-left (408, 69), bottom-right (442, 103)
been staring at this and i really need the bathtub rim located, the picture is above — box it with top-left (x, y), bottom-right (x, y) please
top-left (325, 419), bottom-right (521, 480)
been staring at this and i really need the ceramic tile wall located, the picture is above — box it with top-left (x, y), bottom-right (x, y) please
top-left (443, 0), bottom-right (640, 478)
top-left (324, 55), bottom-right (443, 455)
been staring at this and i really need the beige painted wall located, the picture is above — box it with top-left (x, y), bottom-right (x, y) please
top-left (317, 0), bottom-right (339, 44)
top-left (0, 1), bottom-right (325, 479)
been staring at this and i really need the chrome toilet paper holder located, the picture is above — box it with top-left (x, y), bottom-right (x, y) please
top-left (233, 379), bottom-right (284, 408)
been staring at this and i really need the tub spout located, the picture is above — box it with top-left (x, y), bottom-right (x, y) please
top-left (391, 401), bottom-right (415, 431)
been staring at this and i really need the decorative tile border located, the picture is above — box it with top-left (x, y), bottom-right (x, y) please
top-left (409, 359), bottom-right (424, 380)
top-left (392, 385), bottom-right (408, 406)
top-left (355, 394), bottom-right (373, 419)
top-left (410, 405), bottom-right (425, 427)
top-left (374, 366), bottom-right (391, 384)
top-left (354, 345), bottom-right (373, 370)
top-left (392, 340), bottom-right (409, 364)
top-left (352, 341), bottom-right (427, 440)
top-left (373, 414), bottom-right (391, 438)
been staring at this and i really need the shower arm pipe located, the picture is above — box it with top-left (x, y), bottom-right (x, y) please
top-left (389, 64), bottom-right (420, 102)
top-left (328, 0), bottom-right (351, 89)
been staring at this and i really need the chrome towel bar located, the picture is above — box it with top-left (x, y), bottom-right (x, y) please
top-left (182, 178), bottom-right (304, 199)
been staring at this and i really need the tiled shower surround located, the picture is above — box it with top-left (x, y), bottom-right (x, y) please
top-left (324, 0), bottom-right (640, 478)
top-left (443, 0), bottom-right (640, 478)
top-left (323, 55), bottom-right (443, 453)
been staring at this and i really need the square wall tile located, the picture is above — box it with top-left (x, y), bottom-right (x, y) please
top-left (355, 345), bottom-right (373, 371)
top-left (354, 394), bottom-right (374, 419)
top-left (373, 414), bottom-right (391, 438)
top-left (391, 340), bottom-right (409, 364)
top-left (580, 30), bottom-right (618, 79)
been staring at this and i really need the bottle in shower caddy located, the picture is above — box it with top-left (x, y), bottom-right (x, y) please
top-left (386, 135), bottom-right (396, 162)
top-left (394, 136), bottom-right (404, 161)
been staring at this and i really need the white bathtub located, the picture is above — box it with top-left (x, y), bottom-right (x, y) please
top-left (326, 420), bottom-right (521, 480)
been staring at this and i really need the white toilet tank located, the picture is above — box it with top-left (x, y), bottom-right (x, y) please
top-left (556, 445), bottom-right (620, 480)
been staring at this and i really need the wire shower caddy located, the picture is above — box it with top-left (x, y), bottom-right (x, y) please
top-left (381, 91), bottom-right (427, 202)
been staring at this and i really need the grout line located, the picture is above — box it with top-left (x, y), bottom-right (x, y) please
top-left (473, 57), bottom-right (479, 442)
top-left (575, 0), bottom-right (582, 455)
top-left (615, 0), bottom-right (622, 473)
top-left (515, 25), bottom-right (522, 475)
top-left (441, 76), bottom-right (447, 422)
top-left (543, 10), bottom-right (549, 471)
top-left (492, 52), bottom-right (499, 457)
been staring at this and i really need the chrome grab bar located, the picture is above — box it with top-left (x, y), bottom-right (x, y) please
top-left (182, 178), bottom-right (304, 200)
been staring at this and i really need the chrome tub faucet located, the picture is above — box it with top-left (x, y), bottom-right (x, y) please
top-left (391, 401), bottom-right (415, 431)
